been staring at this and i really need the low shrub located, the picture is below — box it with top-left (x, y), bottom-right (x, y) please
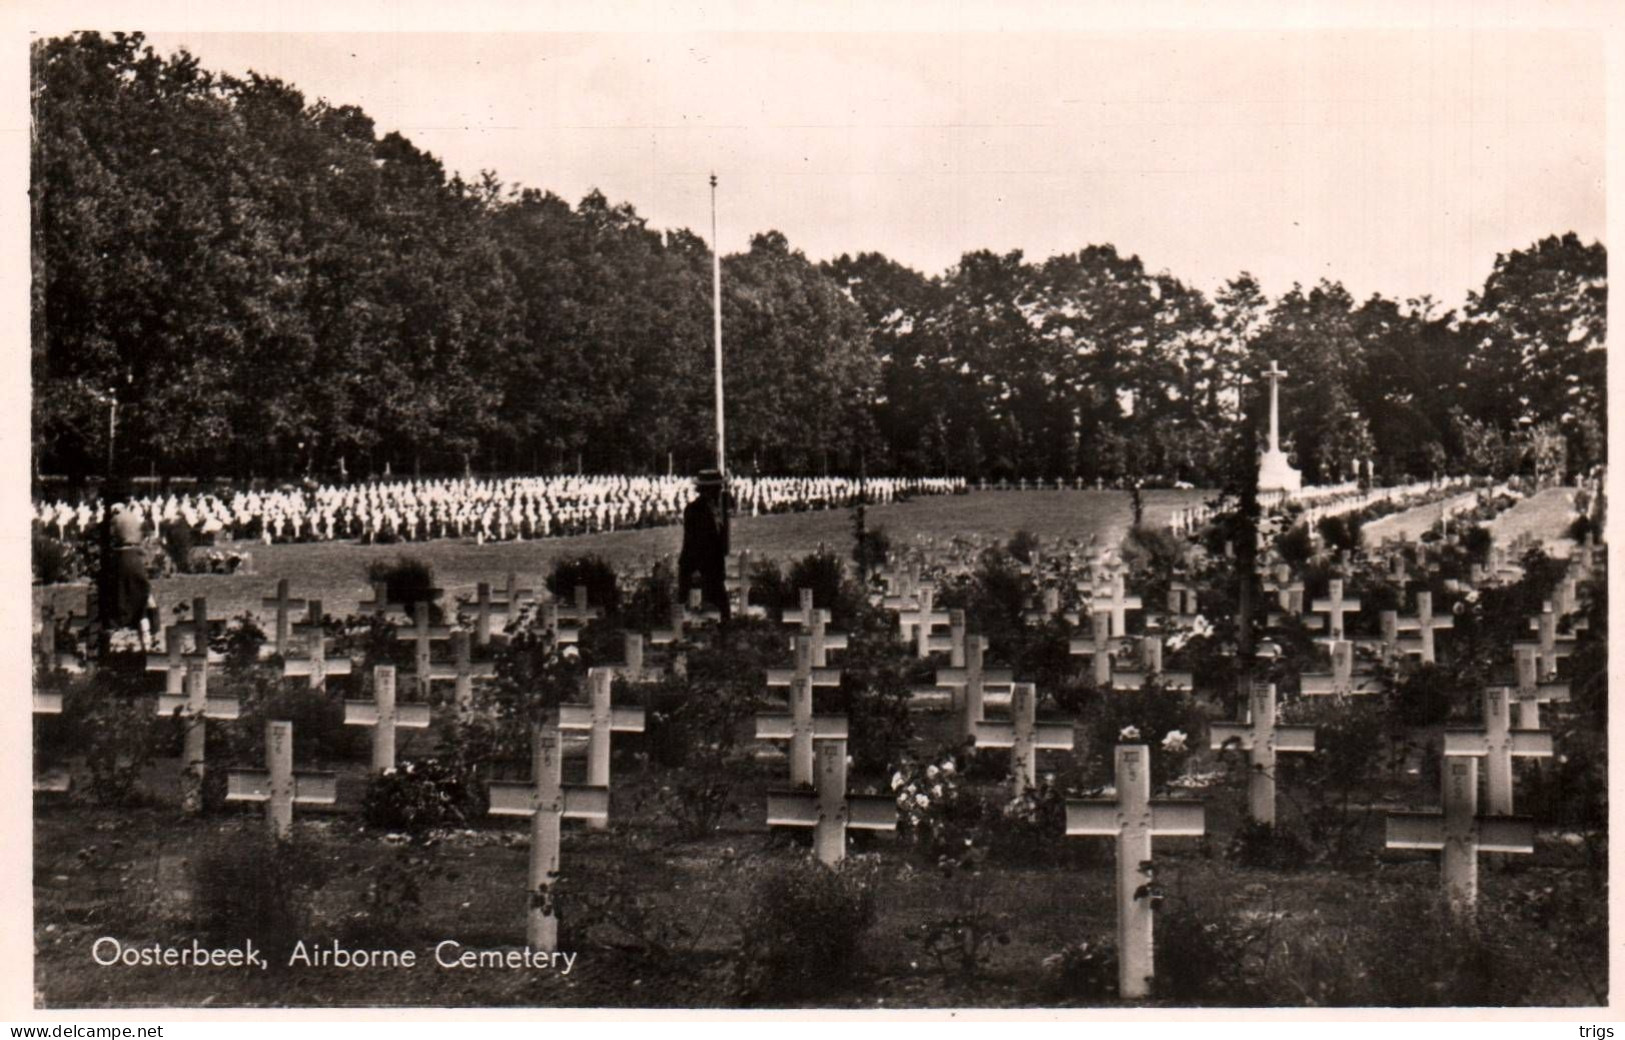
top-left (33, 528), bottom-right (83, 585)
top-left (192, 828), bottom-right (331, 963)
top-left (365, 555), bottom-right (441, 618)
top-left (1006, 529), bottom-right (1041, 564)
top-left (546, 555), bottom-right (621, 617)
top-left (1040, 939), bottom-right (1119, 1002)
top-left (360, 757), bottom-right (482, 836)
top-left (1226, 820), bottom-right (1312, 871)
top-left (733, 855), bottom-right (880, 1003)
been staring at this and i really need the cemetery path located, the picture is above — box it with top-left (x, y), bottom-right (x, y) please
top-left (1359, 491), bottom-right (1481, 547)
top-left (35, 488), bottom-right (1214, 625)
top-left (1486, 487), bottom-right (1579, 556)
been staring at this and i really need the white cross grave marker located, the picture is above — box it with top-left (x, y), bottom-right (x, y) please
top-left (1386, 756), bottom-right (1534, 912)
top-left (1209, 683), bottom-right (1316, 825)
top-left (345, 665), bottom-right (433, 772)
top-left (1066, 745), bottom-right (1205, 999)
top-left (559, 667), bottom-right (646, 830)
top-left (766, 738), bottom-right (896, 866)
top-left (973, 682), bottom-right (1074, 792)
top-left (227, 720), bottom-right (338, 840)
top-left (1442, 686), bottom-right (1552, 815)
top-left (756, 673), bottom-right (848, 786)
top-left (487, 718), bottom-right (610, 950)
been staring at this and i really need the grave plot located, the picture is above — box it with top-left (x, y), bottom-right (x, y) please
top-left (31, 489), bottom-right (1608, 1009)
top-left (1486, 487), bottom-right (1584, 557)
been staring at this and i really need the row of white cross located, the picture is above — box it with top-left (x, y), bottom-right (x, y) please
top-left (32, 531), bottom-right (1599, 1000)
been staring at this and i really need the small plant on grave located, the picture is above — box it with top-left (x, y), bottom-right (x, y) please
top-left (616, 559), bottom-right (682, 634)
top-left (909, 843), bottom-right (1013, 983)
top-left (232, 672), bottom-right (365, 763)
top-left (851, 514), bottom-right (890, 579)
top-left (344, 608), bottom-right (412, 673)
top-left (546, 555), bottom-right (621, 617)
top-left (1081, 693), bottom-right (1202, 790)
top-left (32, 527), bottom-right (85, 585)
top-left (639, 673), bottom-right (754, 840)
top-left (337, 844), bottom-right (457, 949)
top-left (1006, 528), bottom-right (1041, 564)
top-left (824, 636), bottom-right (919, 774)
top-left (361, 757), bottom-right (481, 836)
top-left (214, 611), bottom-right (268, 673)
top-left (562, 855), bottom-right (731, 968)
top-left (785, 549), bottom-right (852, 618)
top-left (58, 669), bottom-right (160, 808)
top-left (732, 855), bottom-right (881, 1003)
top-left (1040, 938), bottom-right (1120, 1002)
top-left (889, 748), bottom-right (966, 851)
top-left (160, 520), bottom-right (198, 574)
top-left (483, 614), bottom-right (587, 731)
top-left (1150, 878), bottom-right (1271, 1004)
top-left (192, 827), bottom-right (332, 965)
top-left (1351, 891), bottom-right (1520, 1006)
top-left (1225, 819), bottom-right (1312, 871)
top-left (366, 555), bottom-right (441, 618)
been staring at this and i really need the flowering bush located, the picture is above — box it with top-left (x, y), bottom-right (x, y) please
top-left (891, 749), bottom-right (963, 847)
top-left (188, 547), bottom-right (254, 574)
top-left (1082, 688), bottom-right (1202, 789)
top-left (361, 757), bottom-right (482, 836)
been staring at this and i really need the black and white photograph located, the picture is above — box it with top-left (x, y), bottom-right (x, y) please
top-left (17, 1), bottom-right (1616, 1016)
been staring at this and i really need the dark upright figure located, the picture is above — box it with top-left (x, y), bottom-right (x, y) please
top-left (678, 469), bottom-right (730, 623)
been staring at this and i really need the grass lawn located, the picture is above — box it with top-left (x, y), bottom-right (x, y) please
top-left (1359, 491), bottom-right (1482, 547)
top-left (36, 489), bottom-right (1215, 623)
top-left (31, 486), bottom-right (1607, 1008)
top-left (1486, 487), bottom-right (1580, 556)
top-left (35, 715), bottom-right (1606, 1008)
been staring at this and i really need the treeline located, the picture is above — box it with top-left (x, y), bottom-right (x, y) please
top-left (32, 33), bottom-right (1607, 486)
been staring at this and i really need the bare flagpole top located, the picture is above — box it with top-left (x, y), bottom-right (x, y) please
top-left (710, 172), bottom-right (717, 188)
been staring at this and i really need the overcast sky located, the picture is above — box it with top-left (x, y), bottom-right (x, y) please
top-left (139, 29), bottom-right (1605, 309)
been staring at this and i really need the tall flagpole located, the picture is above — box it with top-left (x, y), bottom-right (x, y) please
top-left (710, 173), bottom-right (725, 474)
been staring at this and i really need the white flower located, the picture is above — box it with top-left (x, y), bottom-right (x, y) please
top-left (941, 761), bottom-right (956, 775)
top-left (930, 785), bottom-right (943, 798)
top-left (915, 793), bottom-right (930, 807)
top-left (561, 645), bottom-right (579, 660)
top-left (891, 772), bottom-right (905, 790)
top-left (1161, 730), bottom-right (1189, 753)
top-left (926, 764), bottom-right (940, 779)
top-left (1120, 726), bottom-right (1141, 741)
